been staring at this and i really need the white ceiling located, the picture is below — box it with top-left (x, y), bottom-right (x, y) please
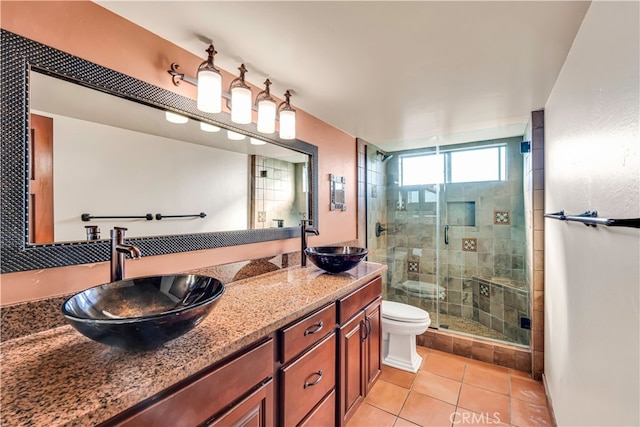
top-left (95, 1), bottom-right (591, 151)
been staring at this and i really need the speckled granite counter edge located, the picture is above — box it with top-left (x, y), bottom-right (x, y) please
top-left (0, 262), bottom-right (385, 427)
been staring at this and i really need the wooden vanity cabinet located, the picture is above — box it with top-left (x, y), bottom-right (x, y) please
top-left (337, 277), bottom-right (382, 426)
top-left (104, 339), bottom-right (275, 427)
top-left (101, 275), bottom-right (383, 427)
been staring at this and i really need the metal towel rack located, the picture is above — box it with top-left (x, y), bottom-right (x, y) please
top-left (155, 212), bottom-right (207, 220)
top-left (81, 213), bottom-right (153, 222)
top-left (544, 210), bottom-right (640, 228)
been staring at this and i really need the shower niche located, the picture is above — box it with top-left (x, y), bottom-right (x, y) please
top-left (447, 201), bottom-right (476, 227)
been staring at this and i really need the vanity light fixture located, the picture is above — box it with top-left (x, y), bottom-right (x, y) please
top-left (255, 79), bottom-right (276, 134)
top-left (278, 90), bottom-right (296, 140)
top-left (200, 122), bottom-right (221, 132)
top-left (167, 43), bottom-right (298, 138)
top-left (250, 137), bottom-right (267, 146)
top-left (227, 130), bottom-right (246, 140)
top-left (165, 111), bottom-right (189, 124)
top-left (196, 44), bottom-right (222, 113)
top-left (230, 64), bottom-right (252, 124)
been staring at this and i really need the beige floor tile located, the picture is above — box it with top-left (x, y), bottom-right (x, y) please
top-left (380, 365), bottom-right (417, 389)
top-left (421, 353), bottom-right (466, 381)
top-left (399, 391), bottom-right (457, 427)
top-left (509, 375), bottom-right (547, 406)
top-left (511, 397), bottom-right (553, 426)
top-left (393, 417), bottom-right (421, 427)
top-left (508, 368), bottom-right (532, 379)
top-left (347, 403), bottom-right (397, 427)
top-left (412, 371), bottom-right (461, 405)
top-left (365, 379), bottom-right (410, 415)
top-left (462, 363), bottom-right (509, 395)
top-left (457, 384), bottom-right (510, 424)
top-left (452, 409), bottom-right (509, 426)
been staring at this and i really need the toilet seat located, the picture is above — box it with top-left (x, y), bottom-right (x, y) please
top-left (382, 300), bottom-right (430, 323)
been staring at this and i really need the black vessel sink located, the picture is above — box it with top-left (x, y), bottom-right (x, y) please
top-left (304, 246), bottom-right (368, 274)
top-left (62, 274), bottom-right (225, 350)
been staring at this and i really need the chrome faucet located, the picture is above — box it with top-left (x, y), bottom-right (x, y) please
top-left (110, 226), bottom-right (141, 282)
top-left (300, 220), bottom-right (319, 267)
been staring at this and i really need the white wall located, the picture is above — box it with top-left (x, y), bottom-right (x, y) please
top-left (52, 114), bottom-right (249, 241)
top-left (544, 2), bottom-right (639, 426)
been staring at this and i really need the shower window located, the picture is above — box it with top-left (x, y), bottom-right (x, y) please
top-left (400, 153), bottom-right (444, 185)
top-left (400, 144), bottom-right (506, 186)
top-left (449, 146), bottom-right (506, 183)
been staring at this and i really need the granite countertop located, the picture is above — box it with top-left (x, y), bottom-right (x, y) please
top-left (0, 262), bottom-right (386, 426)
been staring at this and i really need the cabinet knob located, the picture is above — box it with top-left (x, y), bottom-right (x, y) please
top-left (303, 370), bottom-right (323, 389)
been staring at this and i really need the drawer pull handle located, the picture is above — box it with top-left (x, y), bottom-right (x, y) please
top-left (304, 322), bottom-right (324, 336)
top-left (303, 370), bottom-right (323, 389)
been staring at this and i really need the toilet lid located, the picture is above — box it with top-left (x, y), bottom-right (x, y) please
top-left (382, 300), bottom-right (430, 323)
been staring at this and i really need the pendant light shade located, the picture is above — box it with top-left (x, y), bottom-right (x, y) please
top-left (256, 79), bottom-right (276, 134)
top-left (257, 99), bottom-right (276, 134)
top-left (230, 64), bottom-right (252, 124)
top-left (196, 45), bottom-right (222, 114)
top-left (278, 90), bottom-right (296, 140)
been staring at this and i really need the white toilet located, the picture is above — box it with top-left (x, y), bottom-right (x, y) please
top-left (381, 300), bottom-right (431, 373)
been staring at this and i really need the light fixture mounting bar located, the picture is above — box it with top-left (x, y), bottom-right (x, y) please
top-left (169, 63), bottom-right (231, 101)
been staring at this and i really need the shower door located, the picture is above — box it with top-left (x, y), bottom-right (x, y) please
top-left (436, 140), bottom-right (530, 346)
top-left (365, 143), bottom-right (441, 329)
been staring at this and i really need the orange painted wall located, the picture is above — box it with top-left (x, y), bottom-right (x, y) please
top-left (0, 1), bottom-right (357, 305)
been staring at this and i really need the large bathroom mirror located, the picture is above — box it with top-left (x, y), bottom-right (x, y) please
top-left (0, 30), bottom-right (318, 273)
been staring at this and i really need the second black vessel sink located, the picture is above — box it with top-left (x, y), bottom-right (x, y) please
top-left (304, 246), bottom-right (368, 274)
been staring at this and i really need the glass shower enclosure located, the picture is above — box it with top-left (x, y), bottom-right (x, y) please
top-left (367, 137), bottom-right (530, 347)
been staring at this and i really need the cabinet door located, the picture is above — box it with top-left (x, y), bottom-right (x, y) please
top-left (338, 311), bottom-right (365, 425)
top-left (364, 298), bottom-right (382, 394)
top-left (207, 379), bottom-right (273, 427)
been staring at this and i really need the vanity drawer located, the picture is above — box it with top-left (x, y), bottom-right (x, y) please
top-left (111, 339), bottom-right (274, 427)
top-left (280, 303), bottom-right (336, 363)
top-left (299, 389), bottom-right (336, 427)
top-left (281, 332), bottom-right (336, 426)
top-left (337, 277), bottom-right (382, 324)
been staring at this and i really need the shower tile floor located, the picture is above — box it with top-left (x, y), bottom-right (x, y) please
top-left (437, 314), bottom-right (520, 345)
top-left (348, 347), bottom-right (552, 426)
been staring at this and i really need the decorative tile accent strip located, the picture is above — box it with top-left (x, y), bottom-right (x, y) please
top-left (408, 261), bottom-right (419, 272)
top-left (480, 283), bottom-right (490, 298)
top-left (494, 210), bottom-right (511, 225)
top-left (462, 238), bottom-right (477, 252)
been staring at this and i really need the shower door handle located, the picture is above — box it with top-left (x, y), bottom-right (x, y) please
top-left (444, 224), bottom-right (449, 245)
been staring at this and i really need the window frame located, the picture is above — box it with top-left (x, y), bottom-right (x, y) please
top-left (399, 143), bottom-right (507, 187)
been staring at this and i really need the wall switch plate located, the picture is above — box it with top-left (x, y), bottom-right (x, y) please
top-left (258, 211), bottom-right (266, 222)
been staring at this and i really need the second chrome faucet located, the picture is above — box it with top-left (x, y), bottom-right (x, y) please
top-left (300, 220), bottom-right (319, 267)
